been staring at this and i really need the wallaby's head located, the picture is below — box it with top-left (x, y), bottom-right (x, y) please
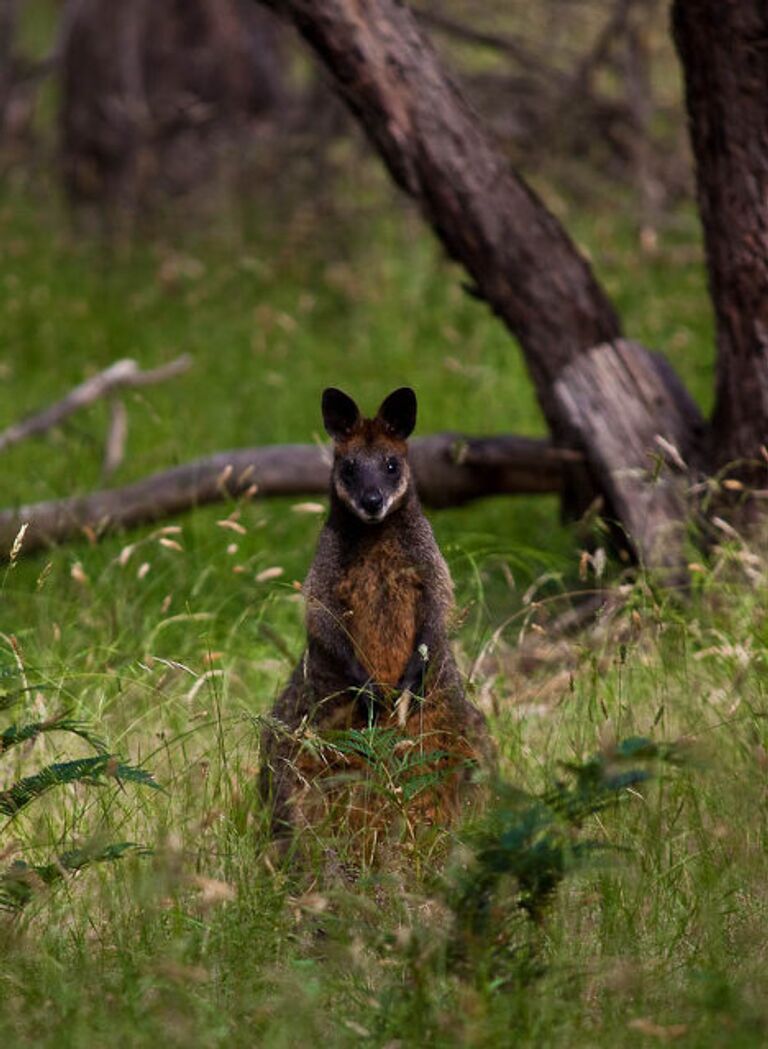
top-left (322, 386), bottom-right (417, 524)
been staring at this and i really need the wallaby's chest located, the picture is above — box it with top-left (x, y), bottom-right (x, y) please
top-left (336, 538), bottom-right (421, 686)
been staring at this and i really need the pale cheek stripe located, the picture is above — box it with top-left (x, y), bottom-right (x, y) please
top-left (335, 471), bottom-right (409, 520)
top-left (334, 479), bottom-right (358, 512)
top-left (379, 476), bottom-right (409, 517)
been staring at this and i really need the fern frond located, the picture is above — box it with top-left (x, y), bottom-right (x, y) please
top-left (0, 685), bottom-right (51, 713)
top-left (0, 755), bottom-right (162, 816)
top-left (450, 735), bottom-right (690, 934)
top-left (400, 766), bottom-right (463, 801)
top-left (0, 841), bottom-right (150, 911)
top-left (329, 727), bottom-right (402, 761)
top-left (0, 716), bottom-right (108, 756)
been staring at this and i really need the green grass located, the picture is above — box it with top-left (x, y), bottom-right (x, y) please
top-left (2, 176), bottom-right (767, 1048)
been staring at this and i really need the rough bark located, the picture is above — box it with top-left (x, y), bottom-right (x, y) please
top-left (553, 340), bottom-right (703, 566)
top-left (673, 0), bottom-right (768, 497)
top-left (257, 0), bottom-right (703, 570)
top-left (0, 434), bottom-right (579, 560)
top-left (262, 0), bottom-right (620, 399)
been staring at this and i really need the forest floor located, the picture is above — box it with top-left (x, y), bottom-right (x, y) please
top-left (0, 171), bottom-right (766, 1048)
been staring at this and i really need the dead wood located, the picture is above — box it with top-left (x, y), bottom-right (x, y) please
top-left (0, 434), bottom-right (580, 560)
top-left (0, 356), bottom-right (191, 454)
top-left (102, 399), bottom-right (129, 479)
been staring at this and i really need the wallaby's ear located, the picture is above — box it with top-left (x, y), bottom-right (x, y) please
top-left (376, 387), bottom-right (417, 440)
top-left (322, 387), bottom-right (361, 441)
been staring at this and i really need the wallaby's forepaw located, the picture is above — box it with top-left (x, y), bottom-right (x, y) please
top-left (351, 680), bottom-right (389, 724)
top-left (397, 643), bottom-right (430, 697)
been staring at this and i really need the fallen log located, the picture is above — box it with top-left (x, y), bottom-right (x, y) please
top-left (0, 433), bottom-right (580, 560)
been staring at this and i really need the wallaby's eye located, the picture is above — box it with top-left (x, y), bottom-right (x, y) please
top-left (385, 457), bottom-right (399, 476)
top-left (340, 458), bottom-right (356, 483)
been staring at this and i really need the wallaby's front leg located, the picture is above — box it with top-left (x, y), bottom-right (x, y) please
top-left (306, 601), bottom-right (384, 703)
top-left (397, 594), bottom-right (443, 697)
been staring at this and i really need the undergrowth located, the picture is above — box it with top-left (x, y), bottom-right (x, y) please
top-left (1, 177), bottom-right (767, 1046)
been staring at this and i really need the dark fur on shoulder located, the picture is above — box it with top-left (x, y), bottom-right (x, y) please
top-left (259, 387), bottom-right (493, 858)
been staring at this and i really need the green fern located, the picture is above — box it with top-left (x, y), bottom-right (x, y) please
top-left (0, 715), bottom-right (108, 755)
top-left (541, 735), bottom-right (689, 825)
top-left (325, 725), bottom-right (472, 805)
top-left (0, 755), bottom-right (162, 816)
top-left (0, 680), bottom-right (161, 910)
top-left (450, 735), bottom-right (689, 937)
top-left (0, 685), bottom-right (50, 713)
top-left (0, 841), bottom-right (150, 911)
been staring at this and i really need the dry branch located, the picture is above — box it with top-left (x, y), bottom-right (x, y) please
top-left (102, 399), bottom-right (129, 479)
top-left (0, 434), bottom-right (580, 560)
top-left (0, 356), bottom-right (192, 454)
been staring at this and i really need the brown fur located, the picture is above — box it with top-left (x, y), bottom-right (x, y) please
top-left (286, 686), bottom-right (486, 865)
top-left (259, 391), bottom-right (494, 864)
top-left (336, 420), bottom-right (407, 457)
top-left (336, 537), bottom-right (420, 685)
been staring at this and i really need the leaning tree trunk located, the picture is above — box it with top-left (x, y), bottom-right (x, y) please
top-left (258, 0), bottom-right (704, 575)
top-left (673, 0), bottom-right (768, 507)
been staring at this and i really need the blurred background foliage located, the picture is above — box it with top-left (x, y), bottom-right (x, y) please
top-left (2, 0), bottom-right (691, 217)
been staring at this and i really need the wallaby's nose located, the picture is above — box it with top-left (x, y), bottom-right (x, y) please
top-left (361, 489), bottom-right (384, 516)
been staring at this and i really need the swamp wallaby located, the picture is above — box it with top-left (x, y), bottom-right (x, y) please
top-left (260, 387), bottom-right (492, 858)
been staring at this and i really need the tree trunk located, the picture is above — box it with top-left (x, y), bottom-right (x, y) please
top-left (673, 0), bottom-right (768, 503)
top-left (0, 0), bottom-right (22, 146)
top-left (60, 0), bottom-right (284, 215)
top-left (0, 1), bottom-right (18, 99)
top-left (258, 0), bottom-right (704, 573)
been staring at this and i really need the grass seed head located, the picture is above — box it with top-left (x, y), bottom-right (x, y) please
top-left (9, 522), bottom-right (28, 564)
top-left (158, 538), bottom-right (183, 552)
top-left (256, 566), bottom-right (284, 583)
top-left (70, 562), bottom-right (89, 586)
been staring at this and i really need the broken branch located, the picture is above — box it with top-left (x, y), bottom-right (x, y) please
top-left (0, 355), bottom-right (192, 454)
